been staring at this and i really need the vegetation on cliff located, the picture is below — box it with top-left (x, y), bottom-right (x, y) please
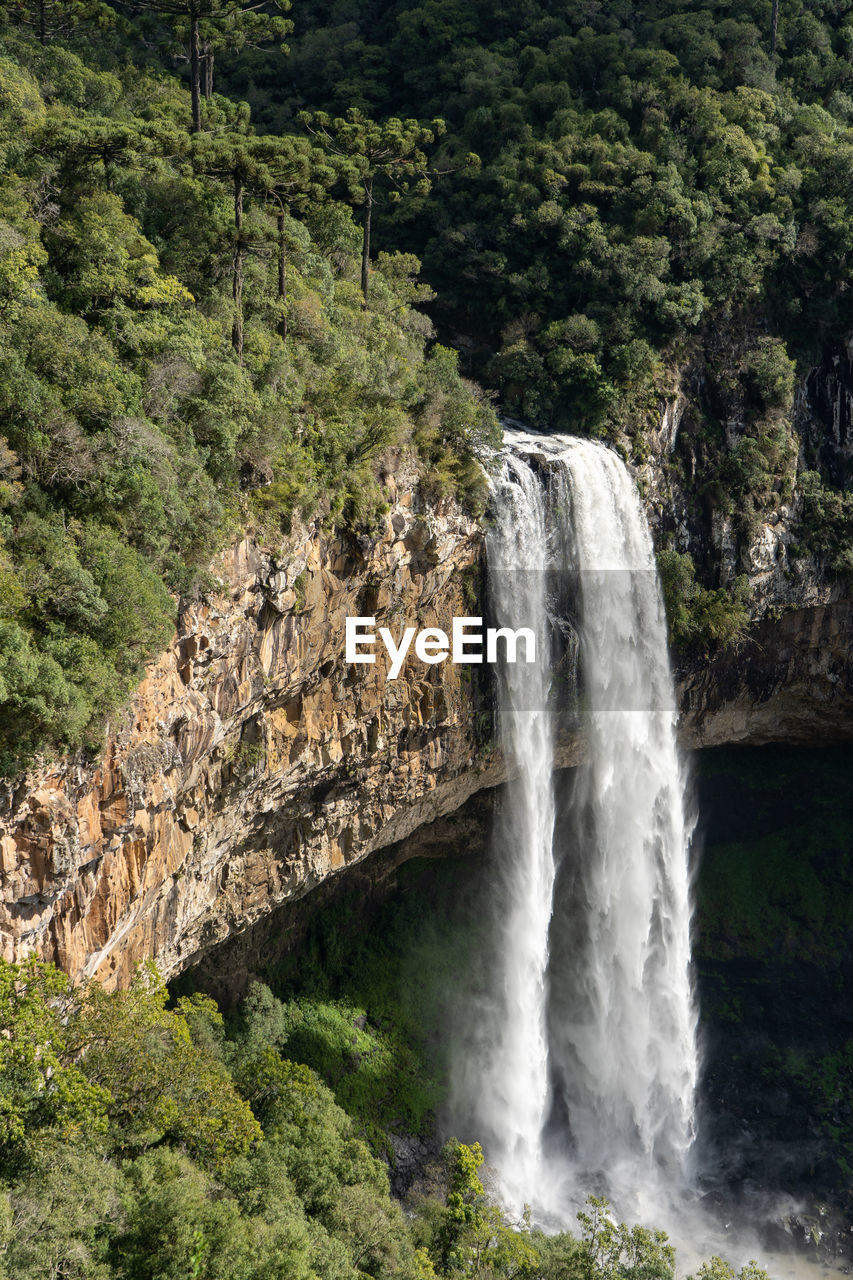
top-left (657, 550), bottom-right (750, 653)
top-left (0, 20), bottom-right (498, 770)
top-left (2, 0), bottom-right (853, 754)
top-left (0, 955), bottom-right (768, 1280)
top-left (233, 0), bottom-right (853, 647)
top-left (228, 0), bottom-right (853, 464)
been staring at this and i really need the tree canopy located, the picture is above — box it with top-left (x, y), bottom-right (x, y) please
top-left (0, 957), bottom-right (773, 1280)
top-left (0, 20), bottom-right (498, 770)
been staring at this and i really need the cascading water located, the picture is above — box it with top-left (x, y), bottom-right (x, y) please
top-left (458, 427), bottom-right (698, 1224)
top-left (461, 450), bottom-right (558, 1208)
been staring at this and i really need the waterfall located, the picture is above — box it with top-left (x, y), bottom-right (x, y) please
top-left (460, 427), bottom-right (698, 1222)
top-left (465, 450), bottom-right (558, 1206)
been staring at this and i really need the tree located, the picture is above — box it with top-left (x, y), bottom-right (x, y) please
top-left (254, 135), bottom-right (335, 340)
top-left (131, 0), bottom-right (292, 133)
top-left (191, 0), bottom-right (292, 106)
top-left (2, 0), bottom-right (112, 44)
top-left (190, 132), bottom-right (277, 359)
top-left (191, 131), bottom-right (335, 356)
top-left (657, 550), bottom-right (750, 654)
top-left (770, 0), bottom-right (780, 53)
top-left (34, 115), bottom-right (186, 197)
top-left (691, 1257), bottom-right (771, 1280)
top-left (77, 963), bottom-right (262, 1171)
top-left (299, 108), bottom-right (448, 302)
top-left (576, 1197), bottom-right (675, 1280)
top-left (0, 957), bottom-right (109, 1157)
top-left (44, 191), bottom-right (193, 320)
top-left (3, 1147), bottom-right (122, 1279)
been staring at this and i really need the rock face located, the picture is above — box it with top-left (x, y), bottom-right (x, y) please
top-left (639, 352), bottom-right (842, 618)
top-left (0, 484), bottom-right (502, 987)
top-left (1, 439), bottom-right (852, 989)
top-left (678, 600), bottom-right (853, 747)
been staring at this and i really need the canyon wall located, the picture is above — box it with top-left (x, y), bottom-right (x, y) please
top-left (0, 479), bottom-right (503, 987)
top-left (2, 426), bottom-right (852, 988)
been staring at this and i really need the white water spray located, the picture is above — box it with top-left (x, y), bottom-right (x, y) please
top-left (463, 450), bottom-right (558, 1206)
top-left (462, 427), bottom-right (698, 1223)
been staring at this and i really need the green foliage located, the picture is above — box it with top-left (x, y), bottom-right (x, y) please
top-left (0, 953), bottom-right (796, 1280)
top-left (657, 550), bottom-right (750, 654)
top-left (130, 0), bottom-right (292, 133)
top-left (300, 107), bottom-right (450, 300)
top-left (79, 967), bottom-right (262, 1169)
top-left (2, 1145), bottom-right (123, 1280)
top-left (690, 1257), bottom-right (771, 1280)
top-left (0, 26), bottom-right (493, 770)
top-left (226, 0), bottom-right (853, 557)
top-left (250, 993), bottom-right (438, 1148)
top-left (411, 1136), bottom-right (549, 1278)
top-left (0, 958), bottom-right (422, 1279)
top-left (2, 0), bottom-right (114, 44)
top-left (797, 470), bottom-right (853, 575)
top-left (414, 344), bottom-right (500, 515)
top-left (0, 957), bottom-right (109, 1157)
top-left (113, 1147), bottom-right (317, 1280)
top-left (575, 1197), bottom-right (675, 1280)
top-left (301, 108), bottom-right (445, 199)
top-left (244, 854), bottom-right (501, 1156)
top-left (742, 338), bottom-right (796, 414)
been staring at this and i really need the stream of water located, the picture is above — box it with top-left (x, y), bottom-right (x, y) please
top-left (457, 428), bottom-right (699, 1225)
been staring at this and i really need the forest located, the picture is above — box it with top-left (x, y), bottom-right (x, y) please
top-left (2, 0), bottom-right (853, 769)
top-left (0, 953), bottom-right (767, 1280)
top-left (2, 0), bottom-right (853, 1273)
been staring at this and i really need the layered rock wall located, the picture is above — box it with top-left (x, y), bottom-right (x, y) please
top-left (0, 486), bottom-right (500, 987)
top-left (678, 600), bottom-right (853, 747)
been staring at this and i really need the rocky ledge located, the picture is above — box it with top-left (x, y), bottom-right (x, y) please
top-left (678, 599), bottom-right (853, 747)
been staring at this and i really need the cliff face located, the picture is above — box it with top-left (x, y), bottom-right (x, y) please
top-left (640, 386), bottom-right (829, 618)
top-left (678, 600), bottom-right (853, 747)
top-left (0, 480), bottom-right (502, 987)
top-left (2, 403), bottom-right (853, 988)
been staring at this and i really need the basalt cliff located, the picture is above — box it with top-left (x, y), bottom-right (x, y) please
top-left (1, 397), bottom-right (852, 989)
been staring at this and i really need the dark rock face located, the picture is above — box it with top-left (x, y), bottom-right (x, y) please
top-left (804, 354), bottom-right (853, 484)
top-left (677, 601), bottom-right (853, 747)
top-left (385, 1132), bottom-right (443, 1200)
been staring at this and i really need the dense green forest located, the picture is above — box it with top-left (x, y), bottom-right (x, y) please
top-left (3, 2), bottom-right (853, 1271)
top-left (0, 9), bottom-right (498, 771)
top-left (2, 0), bottom-right (853, 763)
top-left (0, 954), bottom-right (769, 1280)
top-left (226, 0), bottom-right (853, 489)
